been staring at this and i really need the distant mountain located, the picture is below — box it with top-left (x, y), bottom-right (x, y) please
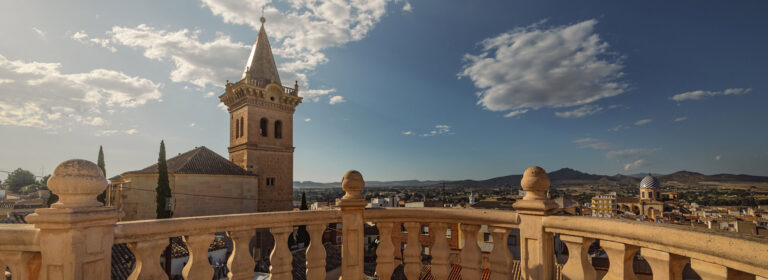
top-left (294, 168), bottom-right (768, 189)
top-left (628, 173), bottom-right (663, 179)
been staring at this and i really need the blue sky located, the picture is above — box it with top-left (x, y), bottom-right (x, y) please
top-left (1, 0), bottom-right (766, 182)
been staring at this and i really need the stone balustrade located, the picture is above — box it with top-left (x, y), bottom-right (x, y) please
top-left (0, 160), bottom-right (766, 280)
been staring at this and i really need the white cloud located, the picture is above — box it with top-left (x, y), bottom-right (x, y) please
top-left (623, 159), bottom-right (645, 171)
top-left (71, 30), bottom-right (117, 52)
top-left (32, 27), bottom-right (46, 39)
top-left (403, 125), bottom-right (453, 137)
top-left (573, 138), bottom-right (616, 150)
top-left (402, 2), bottom-right (413, 12)
top-left (329, 95), bottom-right (346, 104)
top-left (715, 155), bottom-right (721, 161)
top-left (555, 105), bottom-right (603, 118)
top-left (504, 109), bottom-right (529, 118)
top-left (304, 118), bottom-right (311, 122)
top-left (204, 91), bottom-right (216, 98)
top-left (303, 88), bottom-right (336, 102)
top-left (217, 103), bottom-right (228, 112)
top-left (97, 25), bottom-right (248, 88)
top-left (459, 19), bottom-right (626, 117)
top-left (0, 54), bottom-right (162, 130)
top-left (634, 119), bottom-right (652, 126)
top-left (89, 117), bottom-right (106, 126)
top-left (671, 88), bottom-right (751, 102)
top-left (609, 124), bottom-right (628, 132)
top-left (674, 117), bottom-right (687, 122)
top-left (95, 129), bottom-right (139, 136)
top-left (606, 148), bottom-right (657, 160)
top-left (189, 123), bottom-right (196, 127)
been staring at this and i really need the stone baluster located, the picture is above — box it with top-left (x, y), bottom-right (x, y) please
top-left (559, 235), bottom-right (596, 280)
top-left (227, 230), bottom-right (256, 280)
top-left (270, 226), bottom-right (294, 280)
top-left (339, 170), bottom-right (367, 280)
top-left (306, 224), bottom-right (327, 280)
top-left (489, 226), bottom-right (513, 280)
top-left (430, 222), bottom-right (450, 280)
top-left (513, 166), bottom-right (558, 280)
top-left (26, 159), bottom-right (120, 280)
top-left (460, 224), bottom-right (482, 280)
top-left (0, 251), bottom-right (40, 280)
top-left (376, 222), bottom-right (395, 280)
top-left (640, 248), bottom-right (688, 280)
top-left (182, 233), bottom-right (215, 280)
top-left (403, 222), bottom-right (422, 280)
top-left (602, 241), bottom-right (639, 280)
top-left (127, 238), bottom-right (169, 280)
top-left (690, 259), bottom-right (756, 280)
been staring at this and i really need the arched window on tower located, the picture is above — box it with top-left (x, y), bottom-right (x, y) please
top-left (235, 118), bottom-right (240, 138)
top-left (240, 117), bottom-right (244, 138)
top-left (260, 118), bottom-right (268, 137)
top-left (274, 120), bottom-right (282, 139)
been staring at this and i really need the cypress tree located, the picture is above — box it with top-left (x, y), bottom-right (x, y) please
top-left (156, 140), bottom-right (173, 219)
top-left (96, 145), bottom-right (107, 204)
top-left (297, 192), bottom-right (310, 246)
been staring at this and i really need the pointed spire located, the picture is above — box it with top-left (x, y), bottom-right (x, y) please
top-left (243, 16), bottom-right (281, 85)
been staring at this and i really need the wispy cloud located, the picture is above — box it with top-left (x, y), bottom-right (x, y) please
top-left (459, 19), bottom-right (626, 118)
top-left (555, 105), bottom-right (603, 119)
top-left (189, 123), bottom-right (196, 127)
top-left (329, 95), bottom-right (346, 105)
top-left (623, 159), bottom-right (645, 171)
top-left (403, 125), bottom-right (453, 137)
top-left (609, 124), bottom-right (629, 132)
top-left (634, 119), bottom-right (652, 126)
top-left (95, 129), bottom-right (138, 136)
top-left (715, 155), bottom-right (721, 161)
top-left (304, 118), bottom-right (311, 122)
top-left (674, 117), bottom-right (687, 122)
top-left (402, 2), bottom-right (413, 12)
top-left (32, 27), bottom-right (46, 39)
top-left (672, 88), bottom-right (751, 102)
top-left (573, 138), bottom-right (617, 150)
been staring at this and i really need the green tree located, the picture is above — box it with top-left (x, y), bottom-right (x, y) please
top-left (97, 145), bottom-right (107, 204)
top-left (295, 192), bottom-right (310, 246)
top-left (156, 140), bottom-right (173, 219)
top-left (3, 168), bottom-right (37, 193)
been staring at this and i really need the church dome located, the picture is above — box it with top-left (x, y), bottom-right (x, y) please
top-left (639, 174), bottom-right (661, 189)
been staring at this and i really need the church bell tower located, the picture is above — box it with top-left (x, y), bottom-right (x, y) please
top-left (219, 16), bottom-right (302, 212)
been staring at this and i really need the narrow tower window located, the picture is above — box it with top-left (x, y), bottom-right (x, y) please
top-left (235, 118), bottom-right (240, 138)
top-left (240, 117), bottom-right (244, 137)
top-left (260, 118), bottom-right (268, 137)
top-left (274, 120), bottom-right (282, 139)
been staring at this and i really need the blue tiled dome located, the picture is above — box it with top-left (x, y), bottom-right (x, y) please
top-left (640, 174), bottom-right (661, 189)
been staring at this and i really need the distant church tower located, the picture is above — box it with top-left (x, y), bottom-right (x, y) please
top-left (220, 16), bottom-right (302, 212)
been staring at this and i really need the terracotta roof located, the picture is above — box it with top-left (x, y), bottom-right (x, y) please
top-left (124, 146), bottom-right (250, 176)
top-left (419, 264), bottom-right (506, 280)
top-left (617, 197), bottom-right (639, 203)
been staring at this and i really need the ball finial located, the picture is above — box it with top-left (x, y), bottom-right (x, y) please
top-left (520, 166), bottom-right (550, 200)
top-left (47, 159), bottom-right (107, 209)
top-left (341, 170), bottom-right (364, 200)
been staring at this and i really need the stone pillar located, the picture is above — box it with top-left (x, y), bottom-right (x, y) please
top-left (513, 166), bottom-right (559, 280)
top-left (339, 170), bottom-right (366, 280)
top-left (26, 159), bottom-right (120, 280)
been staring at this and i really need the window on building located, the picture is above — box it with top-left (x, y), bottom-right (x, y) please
top-left (260, 118), bottom-right (268, 137)
top-left (266, 177), bottom-right (276, 186)
top-left (240, 117), bottom-right (244, 137)
top-left (274, 120), bottom-right (282, 139)
top-left (401, 224), bottom-right (407, 233)
top-left (336, 236), bottom-right (342, 243)
top-left (421, 225), bottom-right (429, 235)
top-left (446, 228), bottom-right (451, 238)
top-left (422, 246), bottom-right (430, 255)
top-left (235, 118), bottom-right (240, 138)
top-left (642, 192), bottom-right (645, 198)
top-left (483, 232), bottom-right (491, 242)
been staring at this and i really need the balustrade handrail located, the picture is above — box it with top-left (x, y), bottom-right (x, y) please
top-left (364, 207), bottom-right (520, 226)
top-left (543, 215), bottom-right (768, 277)
top-left (114, 209), bottom-right (341, 243)
top-left (0, 224), bottom-right (39, 252)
